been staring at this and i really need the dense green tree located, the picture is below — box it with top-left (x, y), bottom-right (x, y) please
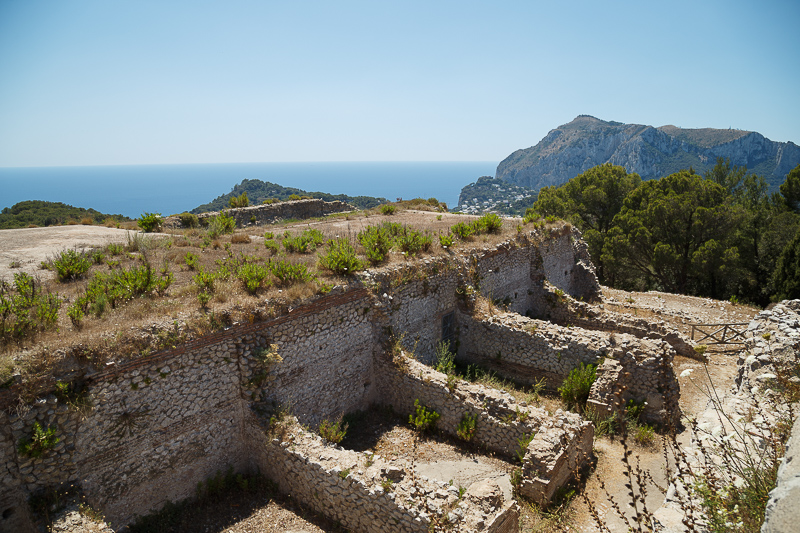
top-left (532, 164), bottom-right (641, 282)
top-left (780, 164), bottom-right (800, 213)
top-left (772, 228), bottom-right (800, 300)
top-left (603, 170), bottom-right (738, 296)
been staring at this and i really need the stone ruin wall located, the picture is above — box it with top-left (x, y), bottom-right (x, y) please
top-left (165, 198), bottom-right (355, 229)
top-left (247, 417), bottom-right (520, 533)
top-left (0, 225), bottom-right (683, 533)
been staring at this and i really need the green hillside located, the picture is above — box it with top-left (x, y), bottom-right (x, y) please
top-left (0, 201), bottom-right (129, 230)
top-left (191, 179), bottom-right (388, 213)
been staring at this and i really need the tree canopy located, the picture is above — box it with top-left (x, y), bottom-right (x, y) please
top-left (532, 163), bottom-right (641, 281)
top-left (529, 159), bottom-right (800, 305)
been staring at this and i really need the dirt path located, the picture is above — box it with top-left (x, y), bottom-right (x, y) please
top-left (568, 290), bottom-right (759, 533)
top-left (0, 226), bottom-right (137, 282)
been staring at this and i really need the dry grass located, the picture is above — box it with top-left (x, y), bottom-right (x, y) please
top-left (0, 211), bottom-right (563, 408)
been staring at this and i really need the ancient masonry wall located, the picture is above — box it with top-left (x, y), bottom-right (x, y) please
top-left (588, 338), bottom-right (680, 427)
top-left (0, 288), bottom-right (380, 530)
top-left (366, 261), bottom-right (460, 365)
top-left (247, 418), bottom-right (519, 533)
top-left (457, 312), bottom-right (613, 388)
top-left (378, 354), bottom-right (594, 505)
top-left (456, 313), bottom-right (680, 427)
top-left (246, 288), bottom-right (378, 426)
top-left (197, 199), bottom-right (353, 227)
top-left (540, 286), bottom-right (697, 359)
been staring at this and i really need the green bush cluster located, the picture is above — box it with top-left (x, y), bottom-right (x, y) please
top-left (380, 204), bottom-right (396, 215)
top-left (228, 192), bottom-right (249, 208)
top-left (282, 228), bottom-right (324, 253)
top-left (69, 262), bottom-right (173, 326)
top-left (318, 415), bottom-right (349, 444)
top-left (457, 412), bottom-right (478, 441)
top-left (137, 212), bottom-right (162, 233)
top-left (409, 399), bottom-right (440, 432)
top-left (206, 211), bottom-right (236, 238)
top-left (558, 362), bottom-right (597, 411)
top-left (51, 249), bottom-right (91, 281)
top-left (319, 238), bottom-right (364, 275)
top-left (450, 213), bottom-right (503, 240)
top-left (0, 272), bottom-right (61, 344)
top-left (178, 212), bottom-right (199, 228)
top-left (356, 222), bottom-right (432, 264)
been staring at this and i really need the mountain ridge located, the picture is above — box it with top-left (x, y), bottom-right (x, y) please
top-left (497, 116), bottom-right (800, 191)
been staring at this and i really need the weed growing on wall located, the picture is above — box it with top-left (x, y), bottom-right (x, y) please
top-left (17, 421), bottom-right (59, 458)
top-left (515, 432), bottom-right (535, 463)
top-left (457, 412), bottom-right (478, 441)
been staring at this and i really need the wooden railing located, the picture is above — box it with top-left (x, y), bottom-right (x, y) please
top-left (689, 322), bottom-right (749, 344)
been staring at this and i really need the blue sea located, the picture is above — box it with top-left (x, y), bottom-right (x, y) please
top-left (0, 162), bottom-right (497, 219)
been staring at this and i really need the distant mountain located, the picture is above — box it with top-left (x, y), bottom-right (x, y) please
top-left (455, 177), bottom-right (537, 216)
top-left (191, 179), bottom-right (388, 213)
top-left (497, 115), bottom-right (800, 191)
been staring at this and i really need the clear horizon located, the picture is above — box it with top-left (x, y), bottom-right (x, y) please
top-left (1, 1), bottom-right (798, 167)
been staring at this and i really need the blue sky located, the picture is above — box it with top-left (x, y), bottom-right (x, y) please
top-left (1, 0), bottom-right (798, 167)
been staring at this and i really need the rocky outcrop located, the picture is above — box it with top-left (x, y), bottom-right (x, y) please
top-left (496, 115), bottom-right (800, 191)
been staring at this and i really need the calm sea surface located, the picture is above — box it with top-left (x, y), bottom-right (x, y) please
top-left (0, 162), bottom-right (496, 219)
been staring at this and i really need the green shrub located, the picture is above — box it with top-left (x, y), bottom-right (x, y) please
top-left (409, 399), bottom-right (440, 432)
top-left (0, 272), bottom-right (61, 343)
top-left (319, 238), bottom-right (364, 275)
top-left (184, 252), bottom-right (199, 271)
top-left (178, 212), bottom-right (199, 228)
top-left (90, 250), bottom-right (105, 265)
top-left (397, 228), bottom-right (432, 257)
top-left (137, 212), bottom-right (162, 232)
top-left (52, 249), bottom-right (91, 281)
top-left (288, 194), bottom-right (301, 201)
top-left (264, 239), bottom-right (279, 254)
top-left (319, 415), bottom-right (349, 444)
top-left (515, 433), bottom-right (535, 463)
top-left (229, 192), bottom-right (249, 208)
top-left (558, 362), bottom-right (597, 411)
top-left (264, 231), bottom-right (274, 239)
top-left (207, 211), bottom-right (236, 238)
top-left (106, 243), bottom-right (124, 256)
top-left (434, 340), bottom-right (455, 375)
top-left (475, 213), bottom-right (503, 234)
top-left (70, 262), bottom-right (172, 320)
top-left (270, 260), bottom-right (315, 286)
top-left (357, 224), bottom-right (394, 264)
top-left (237, 263), bottom-right (271, 294)
top-left (17, 422), bottom-right (59, 458)
top-left (457, 413), bottom-right (478, 441)
top-left (380, 204), bottom-right (396, 215)
top-left (439, 233), bottom-right (454, 248)
top-left (282, 229), bottom-right (324, 253)
top-left (451, 222), bottom-right (474, 240)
